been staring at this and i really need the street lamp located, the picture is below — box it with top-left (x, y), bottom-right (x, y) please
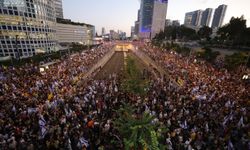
top-left (15, 35), bottom-right (22, 60)
top-left (245, 52), bottom-right (250, 68)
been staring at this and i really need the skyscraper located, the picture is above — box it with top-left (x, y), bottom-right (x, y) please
top-left (184, 10), bottom-right (203, 27)
top-left (200, 8), bottom-right (213, 27)
top-left (139, 0), bottom-right (168, 39)
top-left (55, 0), bottom-right (64, 19)
top-left (131, 26), bottom-right (135, 38)
top-left (101, 27), bottom-right (106, 36)
top-left (134, 21), bottom-right (140, 36)
top-left (139, 0), bottom-right (154, 38)
top-left (192, 10), bottom-right (203, 26)
top-left (211, 4), bottom-right (227, 28)
top-left (184, 12), bottom-right (195, 26)
top-left (134, 9), bottom-right (141, 37)
top-left (0, 0), bottom-right (57, 58)
top-left (151, 0), bottom-right (168, 38)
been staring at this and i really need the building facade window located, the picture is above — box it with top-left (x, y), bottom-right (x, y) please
top-left (0, 0), bottom-right (56, 58)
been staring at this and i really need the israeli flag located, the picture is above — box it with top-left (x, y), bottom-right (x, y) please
top-left (79, 137), bottom-right (89, 148)
top-left (39, 115), bottom-right (47, 139)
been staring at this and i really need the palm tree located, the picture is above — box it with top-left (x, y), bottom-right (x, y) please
top-left (114, 103), bottom-right (167, 150)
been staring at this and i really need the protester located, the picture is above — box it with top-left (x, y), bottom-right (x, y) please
top-left (140, 44), bottom-right (249, 149)
top-left (0, 42), bottom-right (249, 149)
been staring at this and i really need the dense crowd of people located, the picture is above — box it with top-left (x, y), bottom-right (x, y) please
top-left (0, 41), bottom-right (249, 150)
top-left (140, 45), bottom-right (249, 149)
top-left (0, 44), bottom-right (115, 149)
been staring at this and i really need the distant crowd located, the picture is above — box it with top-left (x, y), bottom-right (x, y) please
top-left (141, 45), bottom-right (249, 149)
top-left (0, 44), bottom-right (114, 149)
top-left (0, 42), bottom-right (249, 150)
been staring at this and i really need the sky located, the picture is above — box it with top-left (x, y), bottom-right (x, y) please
top-left (62, 0), bottom-right (250, 35)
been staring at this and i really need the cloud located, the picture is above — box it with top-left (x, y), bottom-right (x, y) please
top-left (201, 0), bottom-right (209, 3)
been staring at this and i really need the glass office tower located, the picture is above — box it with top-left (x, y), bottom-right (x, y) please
top-left (139, 0), bottom-right (168, 39)
top-left (0, 0), bottom-right (57, 58)
top-left (139, 0), bottom-right (154, 33)
top-left (54, 0), bottom-right (63, 19)
top-left (212, 4), bottom-right (227, 28)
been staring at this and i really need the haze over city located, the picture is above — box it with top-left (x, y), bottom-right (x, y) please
top-left (63, 0), bottom-right (250, 34)
top-left (0, 0), bottom-right (249, 149)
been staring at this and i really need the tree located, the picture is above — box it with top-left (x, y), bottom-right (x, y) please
top-left (217, 16), bottom-right (248, 46)
top-left (224, 52), bottom-right (248, 70)
top-left (198, 26), bottom-right (212, 40)
top-left (114, 104), bottom-right (167, 150)
top-left (122, 56), bottom-right (149, 96)
top-left (179, 26), bottom-right (199, 40)
top-left (153, 25), bottom-right (199, 42)
top-left (196, 47), bottom-right (220, 63)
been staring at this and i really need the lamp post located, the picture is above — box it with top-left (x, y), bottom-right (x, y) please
top-left (15, 35), bottom-right (21, 60)
top-left (87, 29), bottom-right (90, 50)
top-left (15, 35), bottom-right (18, 59)
top-left (245, 52), bottom-right (250, 68)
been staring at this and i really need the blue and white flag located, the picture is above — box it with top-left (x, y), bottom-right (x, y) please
top-left (28, 108), bottom-right (37, 114)
top-left (78, 137), bottom-right (89, 148)
top-left (227, 140), bottom-right (234, 150)
top-left (39, 115), bottom-right (47, 139)
top-left (195, 94), bottom-right (206, 100)
top-left (237, 116), bottom-right (244, 128)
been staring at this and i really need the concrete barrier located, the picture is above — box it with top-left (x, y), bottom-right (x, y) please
top-left (131, 48), bottom-right (179, 88)
top-left (76, 49), bottom-right (115, 86)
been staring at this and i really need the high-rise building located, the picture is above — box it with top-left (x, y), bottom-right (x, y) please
top-left (134, 21), bottom-right (140, 36)
top-left (0, 1), bottom-right (3, 7)
top-left (137, 9), bottom-right (141, 22)
top-left (151, 0), bottom-right (168, 38)
top-left (139, 0), bottom-right (168, 39)
top-left (192, 10), bottom-right (203, 26)
top-left (165, 19), bottom-right (172, 27)
top-left (184, 10), bottom-right (203, 29)
top-left (165, 19), bottom-right (180, 27)
top-left (0, 0), bottom-right (57, 58)
top-left (211, 4), bottom-right (227, 28)
top-left (131, 26), bottom-right (135, 38)
top-left (172, 20), bottom-right (180, 26)
top-left (55, 0), bottom-right (64, 19)
top-left (200, 8), bottom-right (213, 27)
top-left (184, 12), bottom-right (195, 26)
top-left (120, 31), bottom-right (126, 40)
top-left (110, 30), bottom-right (119, 40)
top-left (139, 0), bottom-right (154, 38)
top-left (101, 27), bottom-right (106, 36)
top-left (134, 9), bottom-right (141, 37)
top-left (56, 18), bottom-right (95, 45)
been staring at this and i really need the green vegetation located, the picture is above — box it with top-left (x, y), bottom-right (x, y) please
top-left (153, 25), bottom-right (199, 41)
top-left (152, 41), bottom-right (191, 56)
top-left (224, 52), bottom-right (249, 70)
top-left (154, 16), bottom-right (250, 50)
top-left (197, 26), bottom-right (212, 41)
top-left (56, 18), bottom-right (94, 27)
top-left (198, 16), bottom-right (250, 49)
top-left (114, 103), bottom-right (167, 150)
top-left (122, 56), bottom-right (149, 96)
top-left (152, 16), bottom-right (250, 70)
top-left (195, 47), bottom-right (220, 63)
top-left (216, 16), bottom-right (250, 48)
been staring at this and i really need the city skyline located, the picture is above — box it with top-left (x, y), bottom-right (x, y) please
top-left (63, 0), bottom-right (250, 35)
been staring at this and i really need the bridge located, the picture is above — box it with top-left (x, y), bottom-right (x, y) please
top-left (114, 43), bottom-right (134, 52)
